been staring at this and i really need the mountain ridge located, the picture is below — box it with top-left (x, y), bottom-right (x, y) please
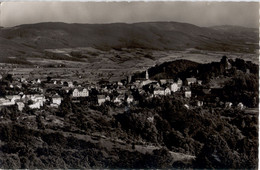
top-left (0, 21), bottom-right (258, 63)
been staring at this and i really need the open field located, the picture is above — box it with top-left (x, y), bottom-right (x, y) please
top-left (1, 48), bottom-right (258, 83)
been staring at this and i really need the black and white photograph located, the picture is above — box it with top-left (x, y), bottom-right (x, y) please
top-left (0, 1), bottom-right (259, 169)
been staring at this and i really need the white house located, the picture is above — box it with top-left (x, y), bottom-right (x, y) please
top-left (171, 83), bottom-right (179, 92)
top-left (0, 98), bottom-right (15, 106)
top-left (52, 94), bottom-right (62, 106)
top-left (186, 78), bottom-right (197, 85)
top-left (29, 101), bottom-right (41, 109)
top-left (31, 94), bottom-right (45, 107)
top-left (118, 81), bottom-right (123, 86)
top-left (164, 87), bottom-right (171, 95)
top-left (97, 95), bottom-right (106, 105)
top-left (185, 91), bottom-right (192, 98)
top-left (16, 102), bottom-right (25, 111)
top-left (36, 79), bottom-right (41, 84)
top-left (72, 88), bottom-right (89, 97)
top-left (153, 87), bottom-right (165, 96)
top-left (225, 102), bottom-right (233, 109)
top-left (127, 95), bottom-right (134, 104)
top-left (68, 81), bottom-right (74, 88)
top-left (237, 102), bottom-right (244, 110)
top-left (105, 96), bottom-right (111, 102)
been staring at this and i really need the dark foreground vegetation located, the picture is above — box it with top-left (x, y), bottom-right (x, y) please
top-left (0, 95), bottom-right (258, 168)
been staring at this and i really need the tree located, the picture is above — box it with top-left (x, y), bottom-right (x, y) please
top-left (4, 74), bottom-right (13, 83)
top-left (47, 76), bottom-right (52, 82)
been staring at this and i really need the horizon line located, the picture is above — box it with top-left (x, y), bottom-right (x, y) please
top-left (1, 21), bottom-right (258, 29)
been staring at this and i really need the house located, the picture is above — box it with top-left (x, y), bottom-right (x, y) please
top-left (185, 91), bottom-right (192, 98)
top-left (141, 79), bottom-right (156, 86)
top-left (20, 77), bottom-right (27, 83)
top-left (0, 98), bottom-right (15, 106)
top-left (52, 94), bottom-right (62, 106)
top-left (105, 96), bottom-right (111, 101)
top-left (170, 83), bottom-right (179, 92)
top-left (186, 78), bottom-right (197, 85)
top-left (127, 95), bottom-right (134, 104)
top-left (36, 79), bottom-right (41, 84)
top-left (237, 102), bottom-right (244, 110)
top-left (225, 102), bottom-right (232, 109)
top-left (164, 87), bottom-right (171, 95)
top-left (160, 79), bottom-right (167, 85)
top-left (153, 87), bottom-right (165, 96)
top-left (72, 88), bottom-right (89, 97)
top-left (31, 94), bottom-right (45, 107)
top-left (114, 95), bottom-right (125, 105)
top-left (16, 102), bottom-right (25, 111)
top-left (68, 81), bottom-right (74, 88)
top-left (6, 95), bottom-right (21, 102)
top-left (118, 81), bottom-right (123, 86)
top-left (97, 95), bottom-right (106, 105)
top-left (29, 101), bottom-right (41, 109)
top-left (177, 79), bottom-right (183, 87)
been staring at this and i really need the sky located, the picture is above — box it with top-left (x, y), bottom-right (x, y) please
top-left (0, 1), bottom-right (259, 28)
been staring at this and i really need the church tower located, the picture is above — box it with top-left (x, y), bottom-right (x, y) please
top-left (146, 70), bottom-right (149, 80)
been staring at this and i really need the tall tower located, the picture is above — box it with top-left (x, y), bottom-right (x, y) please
top-left (146, 70), bottom-right (149, 80)
top-left (128, 75), bottom-right (132, 83)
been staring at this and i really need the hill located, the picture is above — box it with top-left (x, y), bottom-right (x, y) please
top-left (133, 59), bottom-right (200, 80)
top-left (0, 22), bottom-right (258, 62)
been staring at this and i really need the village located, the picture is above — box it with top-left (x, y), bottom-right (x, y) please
top-left (0, 57), bottom-right (248, 116)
